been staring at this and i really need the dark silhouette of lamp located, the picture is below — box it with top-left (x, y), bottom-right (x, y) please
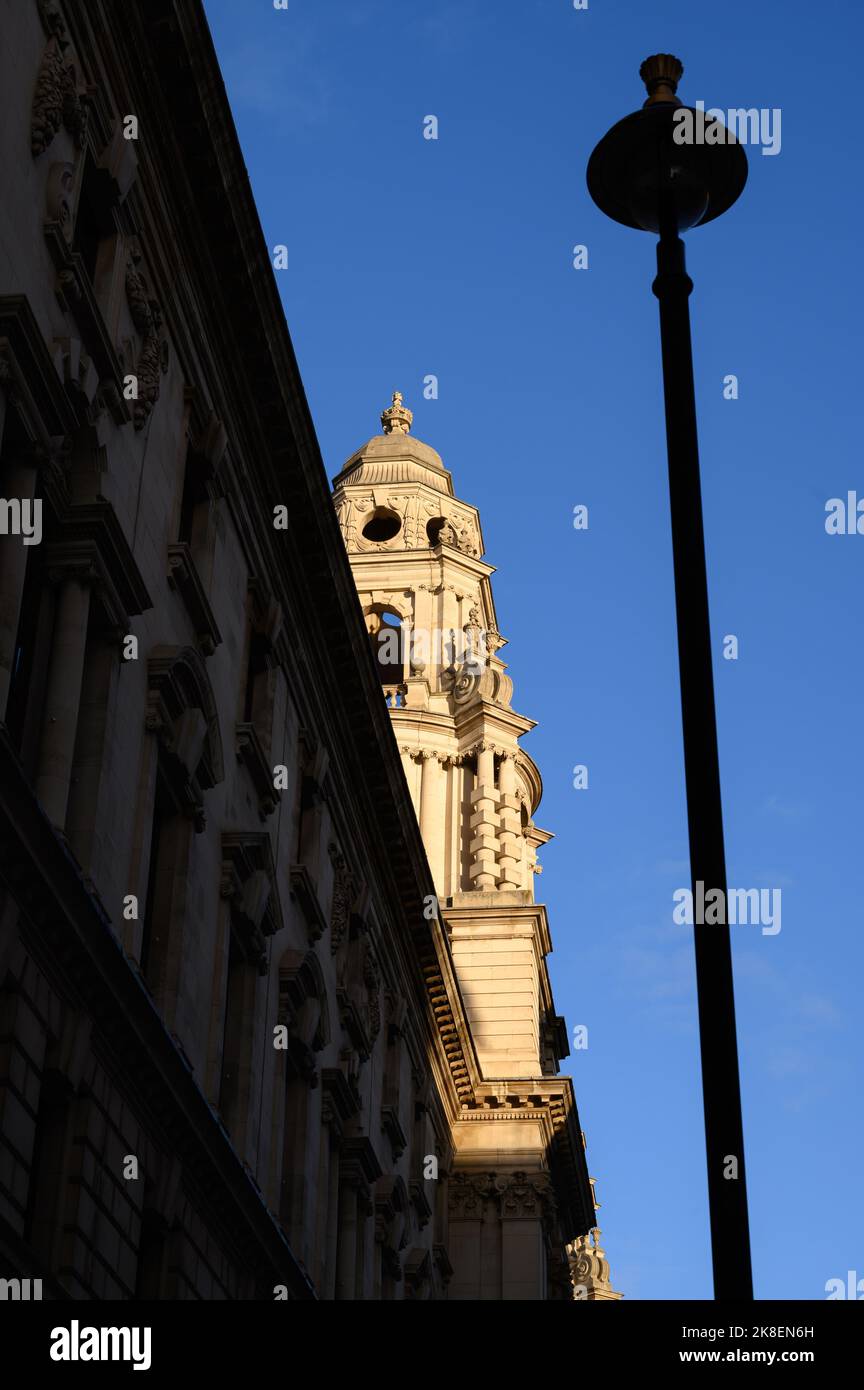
top-left (587, 56), bottom-right (752, 1302)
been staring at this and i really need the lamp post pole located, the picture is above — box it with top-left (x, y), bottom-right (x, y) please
top-left (587, 56), bottom-right (753, 1301)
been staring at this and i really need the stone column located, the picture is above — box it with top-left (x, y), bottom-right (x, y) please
top-left (323, 1140), bottom-right (340, 1300)
top-left (0, 457), bottom-right (38, 718)
top-left (401, 618), bottom-right (412, 684)
top-left (447, 1174), bottom-right (489, 1300)
top-left (469, 743), bottom-right (499, 891)
top-left (497, 753), bottom-right (523, 889)
top-left (399, 748), bottom-right (422, 820)
top-left (35, 572), bottom-right (92, 828)
top-left (419, 751), bottom-right (448, 892)
top-left (65, 637), bottom-right (116, 870)
top-left (499, 1172), bottom-right (549, 1300)
top-left (335, 1173), bottom-right (360, 1300)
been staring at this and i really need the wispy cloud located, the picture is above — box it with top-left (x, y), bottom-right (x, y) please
top-left (761, 793), bottom-right (808, 822)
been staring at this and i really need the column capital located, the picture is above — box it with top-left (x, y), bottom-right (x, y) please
top-left (499, 1170), bottom-right (556, 1221)
top-left (416, 748), bottom-right (450, 765)
top-left (45, 557), bottom-right (99, 590)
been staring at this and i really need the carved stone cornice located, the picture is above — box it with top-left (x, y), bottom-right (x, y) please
top-left (277, 948), bottom-right (330, 1052)
top-left (248, 576), bottom-right (283, 646)
top-left (409, 1179), bottom-right (433, 1230)
top-left (220, 831), bottom-right (283, 973)
top-left (336, 986), bottom-right (372, 1062)
top-left (145, 646), bottom-right (224, 831)
top-left (43, 500), bottom-right (152, 630)
top-left (235, 722), bottom-right (278, 820)
top-left (380, 1104), bottom-right (407, 1161)
top-left (166, 543), bottom-right (222, 656)
top-left (288, 863), bottom-right (327, 945)
top-left (386, 989), bottom-right (408, 1041)
top-left (403, 1247), bottom-right (432, 1294)
top-left (320, 1067), bottom-right (360, 1138)
top-left (0, 295), bottom-right (79, 441)
top-left (433, 1243), bottom-right (454, 1285)
top-left (419, 944), bottom-right (472, 1103)
top-left (44, 228), bottom-right (128, 424)
top-left (340, 1136), bottom-right (383, 1205)
top-left (374, 1174), bottom-right (408, 1262)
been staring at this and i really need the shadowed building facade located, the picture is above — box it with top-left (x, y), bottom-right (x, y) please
top-left (0, 0), bottom-right (615, 1300)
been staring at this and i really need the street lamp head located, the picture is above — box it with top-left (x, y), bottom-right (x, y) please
top-left (586, 55), bottom-right (748, 234)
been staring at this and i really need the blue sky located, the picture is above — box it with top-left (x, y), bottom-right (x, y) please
top-left (203, 0), bottom-right (863, 1300)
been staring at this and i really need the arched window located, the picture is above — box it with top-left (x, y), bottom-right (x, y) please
top-left (366, 608), bottom-right (404, 685)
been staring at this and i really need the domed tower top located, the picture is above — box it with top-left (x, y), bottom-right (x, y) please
top-left (332, 391), bottom-right (456, 501)
top-left (330, 390), bottom-right (549, 905)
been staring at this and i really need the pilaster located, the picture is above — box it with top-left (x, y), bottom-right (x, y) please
top-left (35, 567), bottom-right (92, 827)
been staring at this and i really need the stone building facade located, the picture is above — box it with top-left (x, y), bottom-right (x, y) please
top-left (0, 0), bottom-right (614, 1300)
top-left (333, 394), bottom-right (620, 1300)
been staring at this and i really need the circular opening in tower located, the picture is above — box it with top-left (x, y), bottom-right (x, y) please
top-left (361, 507), bottom-right (402, 543)
top-left (426, 517), bottom-right (448, 546)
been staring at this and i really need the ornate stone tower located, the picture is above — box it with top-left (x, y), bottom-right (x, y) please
top-left (332, 393), bottom-right (620, 1300)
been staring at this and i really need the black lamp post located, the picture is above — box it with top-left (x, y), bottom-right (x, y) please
top-left (587, 56), bottom-right (753, 1302)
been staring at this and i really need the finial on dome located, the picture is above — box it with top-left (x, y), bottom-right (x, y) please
top-left (639, 54), bottom-right (684, 106)
top-left (381, 390), bottom-right (413, 435)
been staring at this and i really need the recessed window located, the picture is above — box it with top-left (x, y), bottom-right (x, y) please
top-left (362, 507), bottom-right (402, 543)
top-left (369, 608), bottom-right (404, 682)
top-left (73, 155), bottom-right (115, 287)
top-left (178, 447), bottom-right (211, 549)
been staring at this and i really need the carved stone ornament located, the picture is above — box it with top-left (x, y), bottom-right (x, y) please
top-left (125, 246), bottom-right (169, 430)
top-left (46, 161), bottom-right (76, 244)
top-left (499, 1171), bottom-right (554, 1220)
top-left (328, 843), bottom-right (354, 954)
top-left (31, 14), bottom-right (85, 158)
top-left (447, 1172), bottom-right (500, 1218)
top-left (362, 942), bottom-right (381, 1042)
top-left (567, 1227), bottom-right (620, 1298)
top-left (437, 515), bottom-right (479, 557)
top-left (380, 390), bottom-right (412, 435)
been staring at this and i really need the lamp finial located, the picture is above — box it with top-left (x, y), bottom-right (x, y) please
top-left (639, 54), bottom-right (684, 106)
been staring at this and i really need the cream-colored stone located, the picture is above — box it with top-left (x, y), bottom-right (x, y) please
top-left (334, 397), bottom-right (620, 1300)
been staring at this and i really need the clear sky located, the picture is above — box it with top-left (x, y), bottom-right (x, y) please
top-left (203, 0), bottom-right (863, 1300)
